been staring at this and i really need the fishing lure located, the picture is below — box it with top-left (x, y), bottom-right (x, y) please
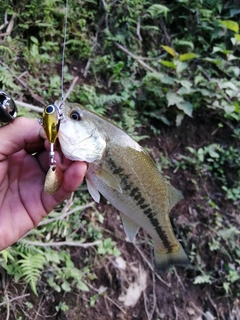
top-left (0, 89), bottom-right (18, 123)
top-left (40, 104), bottom-right (63, 195)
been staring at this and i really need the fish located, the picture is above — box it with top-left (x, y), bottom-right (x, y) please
top-left (54, 100), bottom-right (189, 273)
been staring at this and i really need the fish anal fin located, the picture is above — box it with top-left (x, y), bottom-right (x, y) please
top-left (154, 243), bottom-right (189, 273)
top-left (166, 183), bottom-right (184, 210)
top-left (86, 178), bottom-right (101, 203)
top-left (120, 213), bottom-right (140, 242)
top-left (96, 168), bottom-right (122, 193)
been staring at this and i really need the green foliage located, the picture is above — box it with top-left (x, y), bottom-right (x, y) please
top-left (194, 273), bottom-right (212, 284)
top-left (0, 0), bottom-right (240, 312)
top-left (0, 197), bottom-right (120, 296)
top-left (18, 253), bottom-right (46, 296)
top-left (1, 0), bottom-right (240, 128)
top-left (97, 238), bottom-right (121, 257)
top-left (176, 143), bottom-right (240, 201)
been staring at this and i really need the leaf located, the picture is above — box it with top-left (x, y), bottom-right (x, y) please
top-left (230, 9), bottom-right (240, 17)
top-left (226, 90), bottom-right (238, 99)
top-left (177, 87), bottom-right (195, 95)
top-left (212, 47), bottom-right (231, 55)
top-left (218, 226), bottom-right (240, 240)
top-left (173, 40), bottom-right (194, 50)
top-left (235, 34), bottom-right (240, 41)
top-left (196, 148), bottom-right (204, 162)
top-left (179, 53), bottom-right (197, 61)
top-left (218, 81), bottom-right (238, 91)
top-left (203, 58), bottom-right (222, 65)
top-left (226, 66), bottom-right (240, 77)
top-left (194, 274), bottom-right (212, 284)
top-left (18, 253), bottom-right (46, 296)
top-left (161, 45), bottom-right (176, 57)
top-left (0, 248), bottom-right (15, 264)
top-left (144, 72), bottom-right (175, 84)
top-left (208, 149), bottom-right (219, 158)
top-left (166, 92), bottom-right (183, 107)
top-left (147, 4), bottom-right (169, 19)
top-left (160, 60), bottom-right (176, 69)
top-left (228, 54), bottom-right (238, 61)
top-left (176, 101), bottom-right (193, 117)
top-left (223, 282), bottom-right (231, 294)
top-left (176, 61), bottom-right (188, 74)
top-left (62, 281), bottom-right (71, 292)
top-left (77, 280), bottom-right (89, 292)
top-left (159, 116), bottom-right (171, 126)
top-left (30, 36), bottom-right (39, 44)
top-left (0, 45), bottom-right (13, 56)
top-left (227, 270), bottom-right (240, 283)
top-left (176, 113), bottom-right (184, 126)
top-left (219, 20), bottom-right (239, 33)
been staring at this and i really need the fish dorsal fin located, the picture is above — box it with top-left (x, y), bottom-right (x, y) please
top-left (166, 183), bottom-right (183, 210)
top-left (96, 168), bottom-right (122, 193)
top-left (86, 178), bottom-right (101, 203)
top-left (120, 213), bottom-right (140, 242)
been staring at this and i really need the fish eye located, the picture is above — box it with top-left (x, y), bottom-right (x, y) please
top-left (70, 110), bottom-right (81, 121)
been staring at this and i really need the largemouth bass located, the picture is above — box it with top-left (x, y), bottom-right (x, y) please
top-left (55, 101), bottom-right (189, 273)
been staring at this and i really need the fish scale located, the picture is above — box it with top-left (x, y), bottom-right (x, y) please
top-left (103, 145), bottom-right (177, 251)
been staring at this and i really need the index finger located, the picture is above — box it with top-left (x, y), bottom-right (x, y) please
top-left (0, 117), bottom-right (44, 160)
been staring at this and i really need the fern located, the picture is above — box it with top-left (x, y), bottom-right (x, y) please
top-left (87, 93), bottom-right (124, 115)
top-left (0, 45), bottom-right (13, 56)
top-left (94, 94), bottom-right (123, 108)
top-left (205, 143), bottom-right (224, 153)
top-left (146, 4), bottom-right (169, 19)
top-left (0, 67), bottom-right (21, 91)
top-left (194, 274), bottom-right (212, 284)
top-left (110, 33), bottom-right (126, 46)
top-left (18, 253), bottom-right (46, 295)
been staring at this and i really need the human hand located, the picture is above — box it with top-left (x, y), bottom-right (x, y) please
top-left (0, 117), bottom-right (87, 250)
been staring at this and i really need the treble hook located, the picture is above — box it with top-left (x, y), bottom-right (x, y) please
top-left (0, 89), bottom-right (18, 123)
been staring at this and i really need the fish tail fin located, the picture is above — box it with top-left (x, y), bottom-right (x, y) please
top-left (154, 243), bottom-right (189, 273)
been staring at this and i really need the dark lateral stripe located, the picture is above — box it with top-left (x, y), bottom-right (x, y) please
top-left (106, 156), bottom-right (174, 252)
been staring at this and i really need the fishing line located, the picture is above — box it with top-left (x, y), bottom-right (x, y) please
top-left (61, 0), bottom-right (69, 101)
top-left (39, 0), bottom-right (69, 194)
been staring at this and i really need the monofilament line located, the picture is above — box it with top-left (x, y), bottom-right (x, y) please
top-left (61, 0), bottom-right (69, 101)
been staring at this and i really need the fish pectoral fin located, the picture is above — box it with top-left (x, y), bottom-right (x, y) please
top-left (154, 242), bottom-right (189, 273)
top-left (86, 177), bottom-right (101, 203)
top-left (96, 168), bottom-right (122, 193)
top-left (120, 213), bottom-right (140, 242)
top-left (166, 183), bottom-right (184, 210)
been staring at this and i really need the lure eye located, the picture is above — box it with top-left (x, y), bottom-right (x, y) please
top-left (45, 105), bottom-right (55, 115)
top-left (70, 110), bottom-right (81, 121)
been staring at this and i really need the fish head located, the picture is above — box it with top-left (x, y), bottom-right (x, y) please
top-left (56, 101), bottom-right (107, 163)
